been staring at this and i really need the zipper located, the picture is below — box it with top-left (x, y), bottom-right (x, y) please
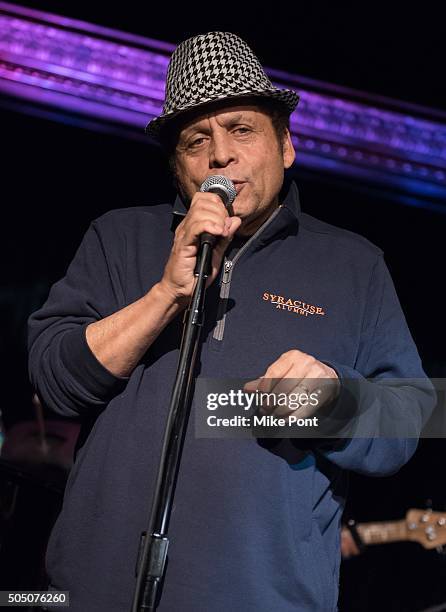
top-left (213, 260), bottom-right (233, 341)
top-left (213, 206), bottom-right (283, 341)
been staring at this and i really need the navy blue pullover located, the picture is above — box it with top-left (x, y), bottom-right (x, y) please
top-left (28, 181), bottom-right (435, 611)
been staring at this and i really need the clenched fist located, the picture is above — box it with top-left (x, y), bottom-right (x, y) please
top-left (159, 192), bottom-right (242, 307)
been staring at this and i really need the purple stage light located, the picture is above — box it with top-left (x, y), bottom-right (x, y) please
top-left (0, 1), bottom-right (445, 209)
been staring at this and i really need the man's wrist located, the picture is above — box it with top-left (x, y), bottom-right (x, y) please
top-left (151, 281), bottom-right (188, 312)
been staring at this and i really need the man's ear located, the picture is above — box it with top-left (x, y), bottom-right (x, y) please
top-left (282, 129), bottom-right (296, 169)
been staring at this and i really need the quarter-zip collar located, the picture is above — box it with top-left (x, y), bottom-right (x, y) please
top-left (172, 193), bottom-right (188, 218)
top-left (170, 192), bottom-right (188, 232)
top-left (171, 177), bottom-right (302, 249)
top-left (251, 178), bottom-right (301, 251)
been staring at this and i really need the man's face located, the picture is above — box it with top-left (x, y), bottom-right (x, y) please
top-left (174, 104), bottom-right (295, 236)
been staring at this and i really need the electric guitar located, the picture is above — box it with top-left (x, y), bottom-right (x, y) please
top-left (346, 508), bottom-right (446, 551)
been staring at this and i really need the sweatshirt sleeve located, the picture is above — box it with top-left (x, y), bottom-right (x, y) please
top-left (316, 253), bottom-right (436, 476)
top-left (27, 219), bottom-right (129, 418)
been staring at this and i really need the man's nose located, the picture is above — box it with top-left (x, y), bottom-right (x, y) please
top-left (209, 133), bottom-right (237, 168)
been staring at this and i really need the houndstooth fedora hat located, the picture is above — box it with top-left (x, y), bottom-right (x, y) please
top-left (145, 31), bottom-right (299, 140)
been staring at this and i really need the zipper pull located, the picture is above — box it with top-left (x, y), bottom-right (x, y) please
top-left (222, 259), bottom-right (233, 283)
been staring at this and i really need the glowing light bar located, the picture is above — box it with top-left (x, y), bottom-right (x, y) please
top-left (1, 1), bottom-right (445, 210)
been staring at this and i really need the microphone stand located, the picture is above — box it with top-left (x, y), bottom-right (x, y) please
top-left (131, 236), bottom-right (215, 612)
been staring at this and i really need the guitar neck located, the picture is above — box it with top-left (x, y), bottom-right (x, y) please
top-left (356, 520), bottom-right (407, 545)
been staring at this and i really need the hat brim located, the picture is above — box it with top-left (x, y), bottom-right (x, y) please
top-left (145, 88), bottom-right (299, 141)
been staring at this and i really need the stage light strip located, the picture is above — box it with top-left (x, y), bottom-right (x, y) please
top-left (0, 1), bottom-right (445, 208)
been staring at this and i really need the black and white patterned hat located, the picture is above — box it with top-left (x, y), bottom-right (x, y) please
top-left (145, 31), bottom-right (299, 140)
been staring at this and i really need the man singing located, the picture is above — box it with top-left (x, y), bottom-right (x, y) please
top-left (28, 31), bottom-right (434, 611)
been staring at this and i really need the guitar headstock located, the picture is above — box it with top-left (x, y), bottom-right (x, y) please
top-left (406, 508), bottom-right (446, 549)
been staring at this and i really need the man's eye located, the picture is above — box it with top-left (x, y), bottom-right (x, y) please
top-left (189, 137), bottom-right (206, 148)
top-left (234, 127), bottom-right (250, 134)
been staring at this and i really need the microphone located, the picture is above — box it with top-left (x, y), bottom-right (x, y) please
top-left (199, 176), bottom-right (237, 247)
top-left (200, 175), bottom-right (237, 207)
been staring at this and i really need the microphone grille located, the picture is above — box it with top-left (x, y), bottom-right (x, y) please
top-left (199, 175), bottom-right (237, 207)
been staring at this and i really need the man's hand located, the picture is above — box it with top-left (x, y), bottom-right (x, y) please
top-left (243, 349), bottom-right (340, 420)
top-left (84, 192), bottom-right (241, 378)
top-left (159, 192), bottom-right (242, 307)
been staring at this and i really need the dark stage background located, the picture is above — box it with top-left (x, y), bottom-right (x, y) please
top-left (1, 2), bottom-right (445, 611)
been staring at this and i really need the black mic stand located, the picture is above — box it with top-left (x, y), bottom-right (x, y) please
top-left (131, 235), bottom-right (215, 612)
